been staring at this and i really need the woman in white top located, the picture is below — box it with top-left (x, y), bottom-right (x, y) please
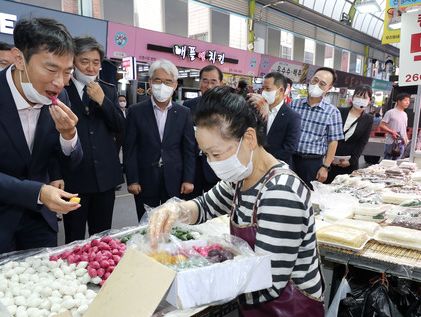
top-left (327, 85), bottom-right (374, 183)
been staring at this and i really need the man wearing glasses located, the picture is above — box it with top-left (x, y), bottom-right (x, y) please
top-left (183, 65), bottom-right (223, 198)
top-left (124, 59), bottom-right (196, 221)
top-left (290, 67), bottom-right (343, 188)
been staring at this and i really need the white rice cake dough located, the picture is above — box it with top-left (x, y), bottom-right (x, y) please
top-left (336, 219), bottom-right (380, 236)
top-left (317, 225), bottom-right (369, 249)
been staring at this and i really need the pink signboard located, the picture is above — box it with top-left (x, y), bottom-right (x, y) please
top-left (259, 55), bottom-right (309, 83)
top-left (107, 22), bottom-right (260, 77)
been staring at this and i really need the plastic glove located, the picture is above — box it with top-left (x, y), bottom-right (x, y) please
top-left (148, 201), bottom-right (194, 248)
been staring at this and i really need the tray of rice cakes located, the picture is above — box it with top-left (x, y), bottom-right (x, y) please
top-left (374, 226), bottom-right (421, 252)
top-left (316, 224), bottom-right (371, 252)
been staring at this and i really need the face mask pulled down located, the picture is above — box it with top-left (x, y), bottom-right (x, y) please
top-left (74, 67), bottom-right (97, 86)
top-left (207, 138), bottom-right (254, 183)
top-left (20, 61), bottom-right (52, 105)
top-left (308, 84), bottom-right (324, 98)
top-left (152, 83), bottom-right (174, 103)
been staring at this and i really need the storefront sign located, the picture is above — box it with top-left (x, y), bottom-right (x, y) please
top-left (382, 0), bottom-right (421, 44)
top-left (0, 13), bottom-right (16, 35)
top-left (121, 56), bottom-right (136, 80)
top-left (258, 55), bottom-right (307, 83)
top-left (399, 12), bottom-right (421, 86)
top-left (107, 23), bottom-right (261, 77)
top-left (0, 2), bottom-right (107, 48)
top-left (173, 45), bottom-right (225, 65)
top-left (372, 79), bottom-right (393, 92)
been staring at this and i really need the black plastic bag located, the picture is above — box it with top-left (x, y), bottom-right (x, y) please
top-left (406, 299), bottom-right (421, 317)
top-left (338, 278), bottom-right (369, 317)
top-left (362, 282), bottom-right (403, 317)
top-left (388, 279), bottom-right (418, 315)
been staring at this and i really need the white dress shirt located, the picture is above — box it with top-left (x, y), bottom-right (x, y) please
top-left (72, 77), bottom-right (85, 100)
top-left (152, 97), bottom-right (173, 142)
top-left (267, 100), bottom-right (284, 134)
top-left (6, 66), bottom-right (77, 155)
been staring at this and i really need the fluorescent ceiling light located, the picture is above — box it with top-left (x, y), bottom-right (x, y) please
top-left (355, 0), bottom-right (381, 13)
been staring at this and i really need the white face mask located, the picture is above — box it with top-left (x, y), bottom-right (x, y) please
top-left (0, 66), bottom-right (5, 72)
top-left (152, 83), bottom-right (174, 102)
top-left (20, 61), bottom-right (52, 105)
top-left (352, 97), bottom-right (369, 109)
top-left (119, 101), bottom-right (127, 108)
top-left (207, 138), bottom-right (254, 183)
top-left (74, 67), bottom-right (97, 85)
top-left (261, 90), bottom-right (277, 105)
top-left (308, 84), bottom-right (325, 98)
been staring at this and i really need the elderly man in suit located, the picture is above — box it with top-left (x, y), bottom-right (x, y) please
top-left (248, 72), bottom-right (301, 166)
top-left (124, 59), bottom-right (195, 221)
top-left (0, 17), bottom-right (82, 253)
top-left (62, 36), bottom-right (124, 243)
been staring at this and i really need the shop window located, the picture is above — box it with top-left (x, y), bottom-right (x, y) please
top-left (324, 44), bottom-right (334, 68)
top-left (280, 30), bottom-right (293, 60)
top-left (341, 49), bottom-right (350, 72)
top-left (356, 55), bottom-right (363, 75)
top-left (304, 38), bottom-right (315, 64)
top-left (135, 0), bottom-right (163, 32)
top-left (188, 1), bottom-right (210, 42)
top-left (229, 14), bottom-right (248, 50)
top-left (254, 23), bottom-right (266, 54)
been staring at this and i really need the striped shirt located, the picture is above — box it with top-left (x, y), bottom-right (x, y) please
top-left (291, 97), bottom-right (343, 155)
top-left (193, 163), bottom-right (322, 304)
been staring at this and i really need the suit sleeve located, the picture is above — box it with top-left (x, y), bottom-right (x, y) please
top-left (182, 109), bottom-right (196, 183)
top-left (350, 115), bottom-right (373, 167)
top-left (0, 172), bottom-right (43, 212)
top-left (123, 107), bottom-right (139, 185)
top-left (99, 85), bottom-right (125, 134)
top-left (278, 111), bottom-right (301, 164)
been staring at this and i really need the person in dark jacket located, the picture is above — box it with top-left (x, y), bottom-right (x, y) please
top-left (183, 65), bottom-right (223, 198)
top-left (124, 59), bottom-right (195, 221)
top-left (62, 36), bottom-right (124, 243)
top-left (327, 85), bottom-right (374, 183)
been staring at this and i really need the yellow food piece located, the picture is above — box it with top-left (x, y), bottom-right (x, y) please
top-left (149, 251), bottom-right (187, 265)
top-left (69, 197), bottom-right (81, 203)
top-left (317, 225), bottom-right (369, 248)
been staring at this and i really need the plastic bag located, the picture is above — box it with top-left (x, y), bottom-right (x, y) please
top-left (326, 277), bottom-right (351, 317)
top-left (391, 138), bottom-right (403, 158)
top-left (338, 277), bottom-right (369, 317)
top-left (361, 282), bottom-right (403, 317)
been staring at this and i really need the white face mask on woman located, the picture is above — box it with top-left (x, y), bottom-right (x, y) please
top-left (352, 97), bottom-right (369, 109)
top-left (207, 138), bottom-right (253, 183)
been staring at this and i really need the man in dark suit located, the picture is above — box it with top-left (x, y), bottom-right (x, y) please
top-left (124, 59), bottom-right (195, 221)
top-left (249, 72), bottom-right (301, 166)
top-left (0, 18), bottom-right (82, 253)
top-left (183, 65), bottom-right (223, 197)
top-left (62, 36), bottom-right (124, 243)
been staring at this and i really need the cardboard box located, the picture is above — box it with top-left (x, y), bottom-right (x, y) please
top-left (165, 254), bottom-right (272, 309)
top-left (62, 249), bottom-right (272, 315)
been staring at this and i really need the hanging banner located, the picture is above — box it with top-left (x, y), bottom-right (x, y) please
top-left (398, 11), bottom-right (421, 87)
top-left (382, 0), bottom-right (421, 44)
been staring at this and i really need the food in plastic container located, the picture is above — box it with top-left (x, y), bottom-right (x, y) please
top-left (381, 192), bottom-right (419, 205)
top-left (375, 226), bottom-right (421, 251)
top-left (316, 225), bottom-right (370, 250)
top-left (335, 219), bottom-right (380, 236)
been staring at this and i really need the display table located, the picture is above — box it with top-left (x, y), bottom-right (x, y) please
top-left (319, 240), bottom-right (421, 282)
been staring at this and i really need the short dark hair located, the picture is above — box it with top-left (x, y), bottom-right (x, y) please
top-left (0, 42), bottom-right (13, 51)
top-left (264, 72), bottom-right (287, 89)
top-left (195, 86), bottom-right (266, 146)
top-left (396, 92), bottom-right (411, 102)
top-left (314, 67), bottom-right (337, 85)
top-left (200, 65), bottom-right (223, 82)
top-left (286, 77), bottom-right (293, 87)
top-left (118, 94), bottom-right (127, 99)
top-left (13, 18), bottom-right (74, 61)
top-left (73, 36), bottom-right (104, 61)
top-left (353, 84), bottom-right (373, 99)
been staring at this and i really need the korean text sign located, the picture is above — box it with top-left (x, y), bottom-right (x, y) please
top-left (399, 12), bottom-right (421, 87)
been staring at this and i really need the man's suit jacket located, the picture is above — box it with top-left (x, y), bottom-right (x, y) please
top-left (335, 107), bottom-right (373, 170)
top-left (0, 69), bottom-right (83, 246)
top-left (124, 99), bottom-right (196, 199)
top-left (265, 104), bottom-right (301, 166)
top-left (183, 97), bottom-right (201, 117)
top-left (62, 79), bottom-right (124, 193)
